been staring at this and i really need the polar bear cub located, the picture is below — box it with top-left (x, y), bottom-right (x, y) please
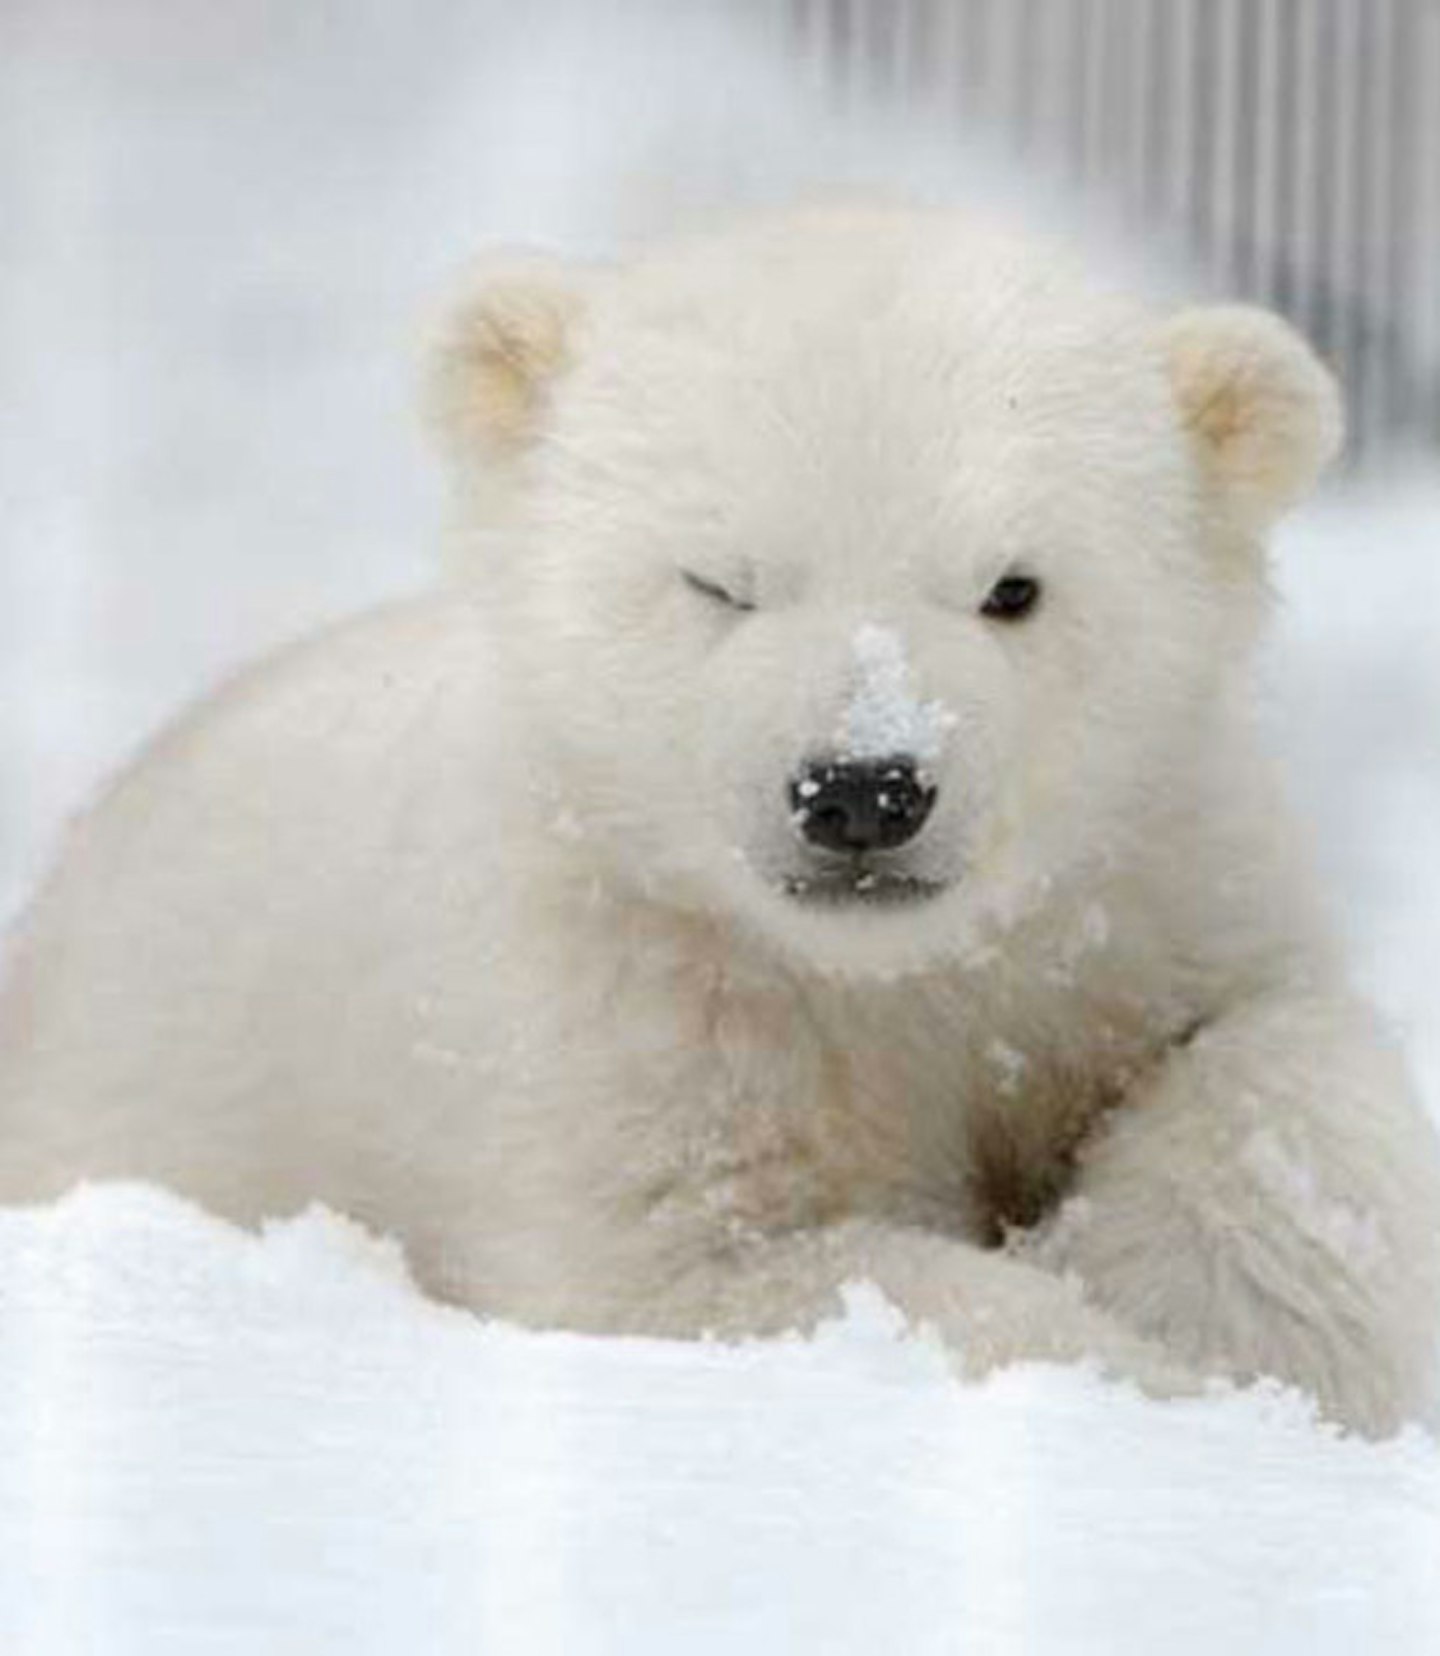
top-left (2, 204), bottom-right (1437, 1435)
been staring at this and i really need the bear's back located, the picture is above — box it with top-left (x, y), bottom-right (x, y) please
top-left (0, 593), bottom-right (519, 1222)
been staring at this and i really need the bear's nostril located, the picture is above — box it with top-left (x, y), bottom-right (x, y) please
top-left (789, 758), bottom-right (936, 855)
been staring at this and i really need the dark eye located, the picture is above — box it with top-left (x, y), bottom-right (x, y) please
top-left (981, 573), bottom-right (1042, 621)
top-left (682, 570), bottom-right (755, 612)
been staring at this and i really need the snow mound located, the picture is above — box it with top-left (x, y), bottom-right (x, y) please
top-left (2, 1184), bottom-right (1437, 1654)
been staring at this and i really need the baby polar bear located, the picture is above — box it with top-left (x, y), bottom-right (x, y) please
top-left (2, 204), bottom-right (1438, 1435)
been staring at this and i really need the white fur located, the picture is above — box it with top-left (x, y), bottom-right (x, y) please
top-left (2, 205), bottom-right (1436, 1436)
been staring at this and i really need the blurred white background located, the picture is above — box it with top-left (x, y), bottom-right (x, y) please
top-left (2, 0), bottom-right (1437, 1100)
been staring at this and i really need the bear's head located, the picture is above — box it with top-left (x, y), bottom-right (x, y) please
top-left (430, 206), bottom-right (1341, 977)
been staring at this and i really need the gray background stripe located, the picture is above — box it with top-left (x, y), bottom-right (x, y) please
top-left (786, 0), bottom-right (1440, 462)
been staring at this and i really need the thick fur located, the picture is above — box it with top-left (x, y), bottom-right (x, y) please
top-left (2, 205), bottom-right (1436, 1435)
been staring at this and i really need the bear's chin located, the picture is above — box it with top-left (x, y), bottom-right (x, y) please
top-left (719, 875), bottom-right (981, 983)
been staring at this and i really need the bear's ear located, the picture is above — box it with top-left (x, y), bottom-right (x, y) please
top-left (1159, 305), bottom-right (1344, 530)
top-left (426, 253), bottom-right (588, 459)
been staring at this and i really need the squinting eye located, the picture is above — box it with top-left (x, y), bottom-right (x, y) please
top-left (681, 569), bottom-right (756, 612)
top-left (981, 573), bottom-right (1042, 621)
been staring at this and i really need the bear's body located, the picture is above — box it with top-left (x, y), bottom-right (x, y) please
top-left (2, 205), bottom-right (1437, 1433)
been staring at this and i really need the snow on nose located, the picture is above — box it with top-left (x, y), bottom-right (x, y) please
top-left (836, 624), bottom-right (955, 764)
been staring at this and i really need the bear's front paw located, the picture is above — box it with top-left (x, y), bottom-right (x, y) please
top-left (859, 1229), bottom-right (1203, 1404)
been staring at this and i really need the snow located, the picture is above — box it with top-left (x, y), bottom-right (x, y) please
top-left (838, 623), bottom-right (958, 763)
top-left (3, 1), bottom-right (1440, 1647)
top-left (1270, 469), bottom-right (1440, 1113)
top-left (986, 1038), bottom-right (1031, 1097)
top-left (2, 1183), bottom-right (1438, 1656)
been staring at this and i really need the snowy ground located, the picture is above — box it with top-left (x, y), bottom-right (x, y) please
top-left (2, 1184), bottom-right (1438, 1656)
top-left (4, 3), bottom-right (1440, 1650)
top-left (1271, 475), bottom-right (1440, 1112)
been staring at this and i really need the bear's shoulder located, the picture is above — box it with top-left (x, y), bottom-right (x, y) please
top-left (19, 593), bottom-right (514, 950)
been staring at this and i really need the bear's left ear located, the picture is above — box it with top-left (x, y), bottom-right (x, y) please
top-left (1160, 305), bottom-right (1344, 531)
top-left (426, 252), bottom-right (589, 461)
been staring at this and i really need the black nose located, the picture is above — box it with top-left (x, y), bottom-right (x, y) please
top-left (789, 758), bottom-right (937, 855)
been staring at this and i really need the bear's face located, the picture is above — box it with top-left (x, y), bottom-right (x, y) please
top-left (433, 209), bottom-right (1341, 977)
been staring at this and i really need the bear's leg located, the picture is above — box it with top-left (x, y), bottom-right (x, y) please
top-left (643, 1217), bottom-right (1199, 1401)
top-left (1016, 990), bottom-right (1440, 1436)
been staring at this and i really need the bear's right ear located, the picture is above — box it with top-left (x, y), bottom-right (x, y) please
top-left (426, 254), bottom-right (588, 460)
